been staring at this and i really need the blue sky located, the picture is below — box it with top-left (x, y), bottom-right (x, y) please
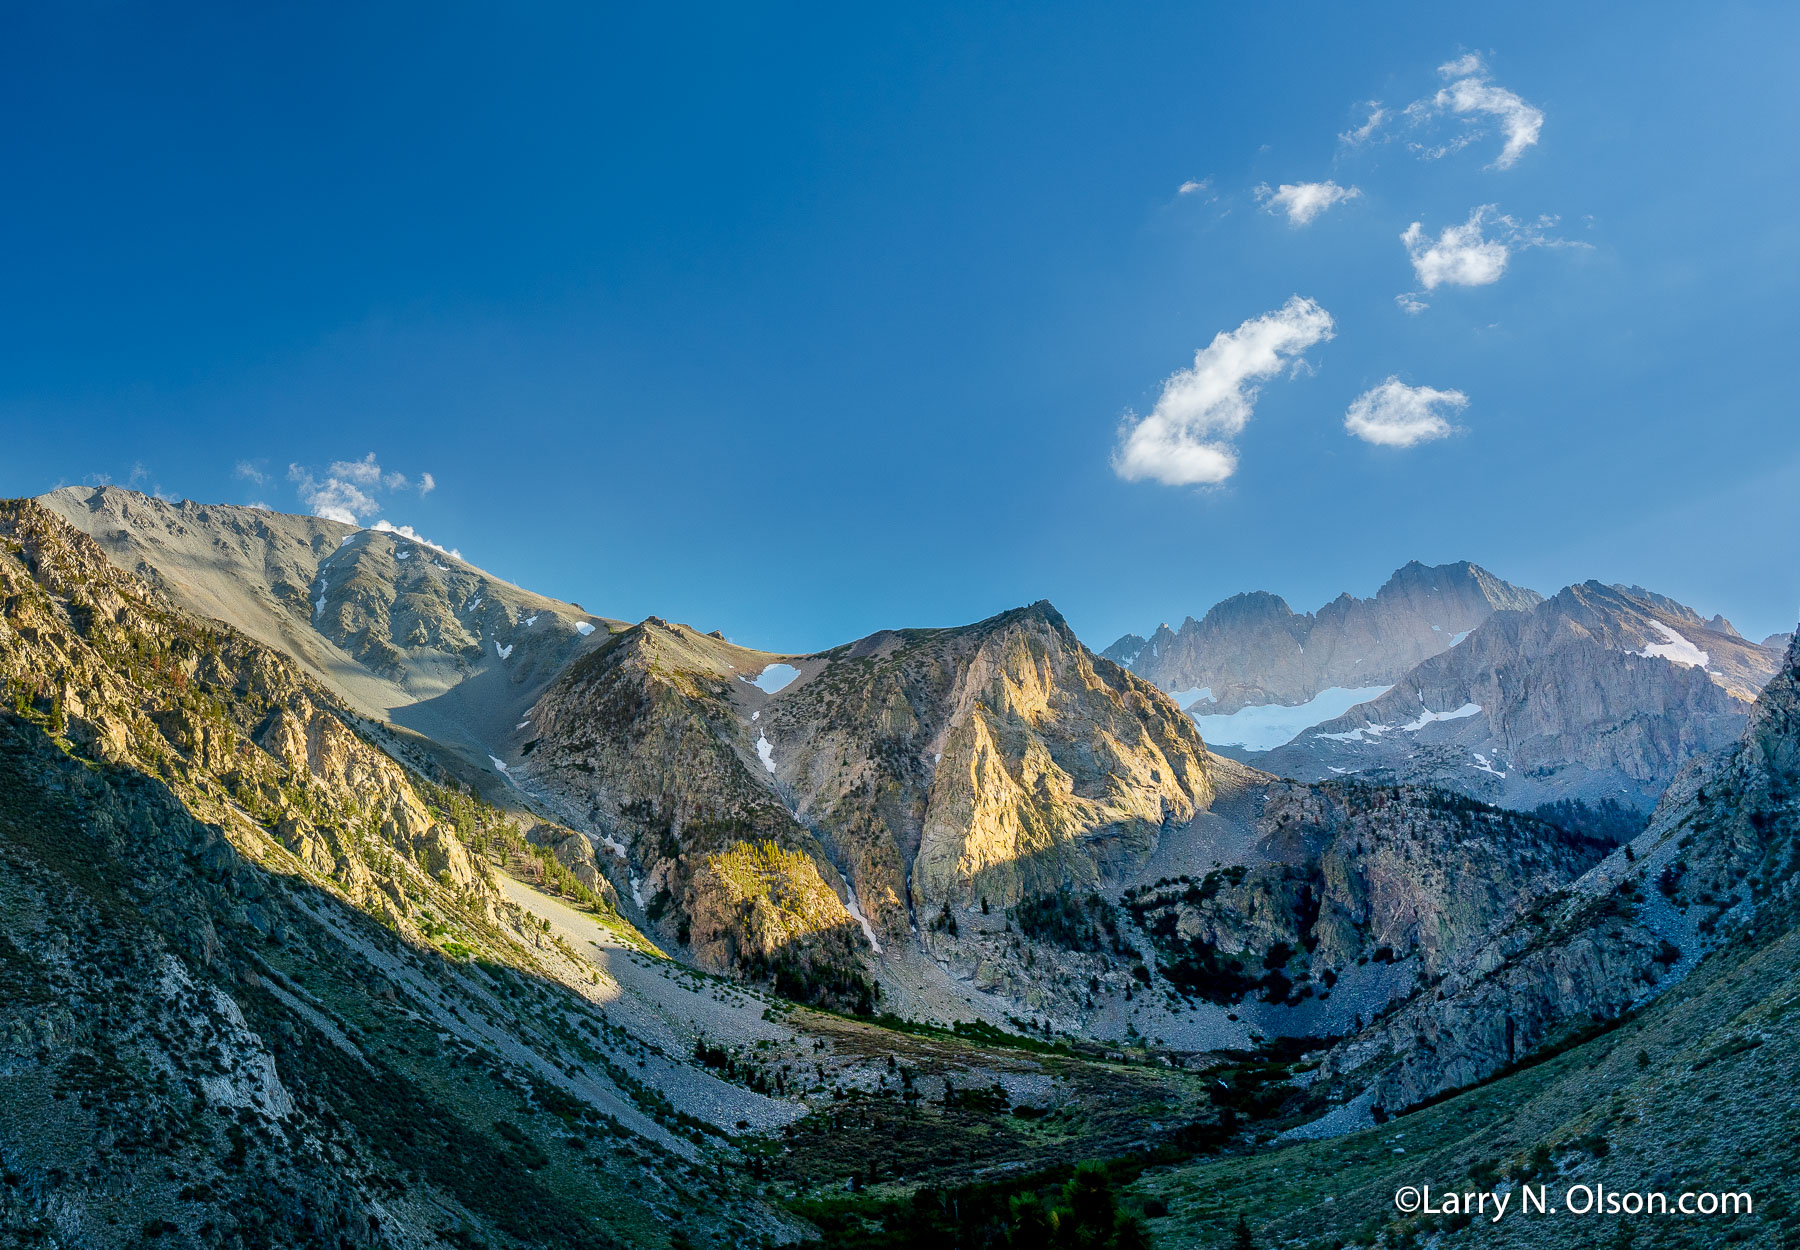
top-left (4, 2), bottom-right (1797, 650)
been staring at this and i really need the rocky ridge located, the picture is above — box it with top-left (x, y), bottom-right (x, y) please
top-left (1251, 580), bottom-right (1783, 811)
top-left (39, 485), bottom-right (616, 784)
top-left (1105, 560), bottom-right (1541, 714)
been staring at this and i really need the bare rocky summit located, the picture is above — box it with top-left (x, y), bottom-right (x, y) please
top-left (39, 485), bottom-right (616, 782)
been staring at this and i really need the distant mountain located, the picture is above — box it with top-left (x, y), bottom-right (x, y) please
top-left (1104, 560), bottom-right (1542, 724)
top-left (40, 484), bottom-right (616, 785)
top-left (1252, 581), bottom-right (1784, 810)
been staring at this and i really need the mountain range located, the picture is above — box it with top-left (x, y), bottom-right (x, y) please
top-left (5, 485), bottom-right (1798, 1248)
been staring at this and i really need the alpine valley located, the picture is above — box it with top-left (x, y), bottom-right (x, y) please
top-left (4, 486), bottom-right (1797, 1249)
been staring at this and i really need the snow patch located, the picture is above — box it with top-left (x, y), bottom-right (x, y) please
top-left (600, 832), bottom-right (629, 860)
top-left (1317, 700), bottom-right (1482, 743)
top-left (494, 640), bottom-right (513, 660)
top-left (524, 615), bottom-right (538, 626)
top-left (1472, 752), bottom-right (1508, 778)
top-left (842, 886), bottom-right (883, 954)
top-left (746, 663), bottom-right (800, 694)
top-left (1166, 686), bottom-right (1215, 708)
top-left (467, 596), bottom-right (483, 612)
top-left (1635, 620), bottom-right (1709, 669)
top-left (1192, 685), bottom-right (1393, 752)
top-left (339, 535), bottom-right (355, 547)
top-left (756, 732), bottom-right (777, 774)
top-left (629, 874), bottom-right (645, 909)
top-left (1450, 630), bottom-right (1472, 646)
top-left (1398, 701), bottom-right (1482, 732)
top-left (487, 755), bottom-right (509, 774)
top-left (575, 621), bottom-right (595, 636)
top-left (370, 520), bottom-right (460, 560)
top-left (394, 549), bottom-right (411, 560)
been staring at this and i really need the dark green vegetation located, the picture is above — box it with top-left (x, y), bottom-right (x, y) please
top-left (1531, 796), bottom-right (1646, 848)
top-left (796, 1159), bottom-right (1155, 1250)
top-left (1010, 891), bottom-right (1135, 958)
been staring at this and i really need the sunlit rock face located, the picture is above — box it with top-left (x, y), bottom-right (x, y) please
top-left (518, 601), bottom-right (1215, 999)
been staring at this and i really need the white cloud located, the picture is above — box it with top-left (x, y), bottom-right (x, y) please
top-left (1432, 54), bottom-right (1543, 169)
top-left (371, 520), bottom-right (462, 561)
top-left (1400, 205), bottom-right (1578, 296)
top-left (1338, 103), bottom-right (1388, 145)
top-left (233, 459), bottom-right (269, 487)
top-left (1401, 208), bottom-right (1512, 289)
top-left (1177, 178), bottom-right (1210, 195)
top-left (288, 464), bottom-right (377, 525)
top-left (1355, 53), bottom-right (1544, 169)
top-left (286, 455), bottom-right (441, 527)
top-left (1344, 378), bottom-right (1467, 447)
top-left (329, 453), bottom-right (384, 486)
top-left (1114, 296), bottom-right (1336, 487)
top-left (1255, 180), bottom-right (1362, 225)
top-left (1395, 292), bottom-right (1429, 315)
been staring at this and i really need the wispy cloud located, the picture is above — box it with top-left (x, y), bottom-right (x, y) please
top-left (1114, 296), bottom-right (1336, 487)
top-left (287, 453), bottom-right (439, 526)
top-left (1430, 53), bottom-right (1543, 169)
top-left (1397, 205), bottom-right (1578, 308)
top-left (127, 461), bottom-right (178, 502)
top-left (1344, 53), bottom-right (1543, 170)
top-left (1344, 378), bottom-right (1467, 447)
top-left (234, 459), bottom-right (269, 487)
top-left (1255, 180), bottom-right (1362, 226)
top-left (1177, 178), bottom-right (1211, 196)
top-left (1338, 103), bottom-right (1388, 146)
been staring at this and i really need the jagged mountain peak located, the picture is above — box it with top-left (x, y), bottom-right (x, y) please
top-left (1254, 577), bottom-right (1785, 810)
top-left (1112, 558), bottom-right (1541, 714)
